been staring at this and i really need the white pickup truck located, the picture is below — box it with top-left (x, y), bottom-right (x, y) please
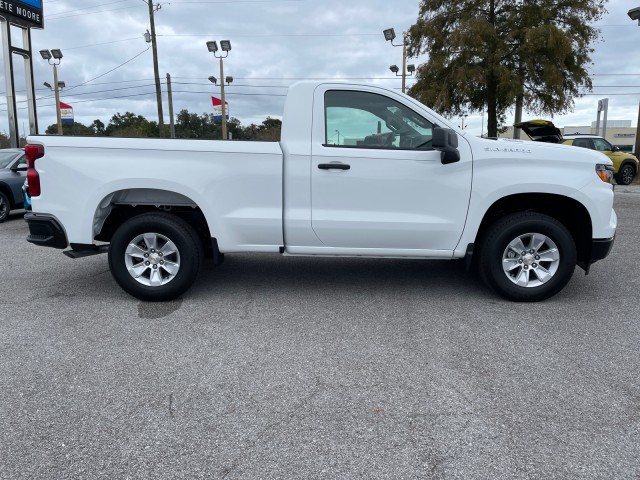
top-left (24, 82), bottom-right (616, 302)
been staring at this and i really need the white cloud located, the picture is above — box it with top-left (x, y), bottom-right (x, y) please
top-left (0, 0), bottom-right (637, 137)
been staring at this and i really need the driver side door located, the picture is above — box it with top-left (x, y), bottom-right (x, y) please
top-left (310, 87), bottom-right (472, 253)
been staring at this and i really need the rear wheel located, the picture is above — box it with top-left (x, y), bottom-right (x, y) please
top-left (108, 213), bottom-right (203, 301)
top-left (479, 212), bottom-right (576, 302)
top-left (616, 164), bottom-right (636, 185)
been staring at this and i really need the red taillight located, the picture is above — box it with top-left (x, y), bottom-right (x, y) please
top-left (25, 144), bottom-right (44, 197)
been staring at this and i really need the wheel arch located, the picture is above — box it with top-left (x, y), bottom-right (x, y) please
top-left (93, 188), bottom-right (216, 257)
top-left (474, 193), bottom-right (592, 269)
top-left (619, 159), bottom-right (637, 174)
top-left (0, 181), bottom-right (16, 208)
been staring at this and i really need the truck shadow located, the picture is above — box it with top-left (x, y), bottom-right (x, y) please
top-left (190, 253), bottom-right (490, 300)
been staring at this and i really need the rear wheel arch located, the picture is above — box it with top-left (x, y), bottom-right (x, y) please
top-left (93, 188), bottom-right (216, 257)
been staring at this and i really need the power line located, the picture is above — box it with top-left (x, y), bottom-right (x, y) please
top-left (62, 37), bottom-right (144, 51)
top-left (65, 46), bottom-right (152, 92)
top-left (46, 5), bottom-right (145, 20)
top-left (47, 0), bottom-right (136, 18)
top-left (157, 33), bottom-right (381, 37)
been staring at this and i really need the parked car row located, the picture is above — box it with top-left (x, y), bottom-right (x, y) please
top-left (0, 148), bottom-right (28, 223)
top-left (515, 119), bottom-right (639, 185)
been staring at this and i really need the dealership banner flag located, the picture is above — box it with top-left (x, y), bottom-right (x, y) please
top-left (60, 102), bottom-right (74, 124)
top-left (211, 96), bottom-right (229, 121)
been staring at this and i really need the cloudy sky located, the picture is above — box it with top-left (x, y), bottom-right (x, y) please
top-left (0, 0), bottom-right (638, 138)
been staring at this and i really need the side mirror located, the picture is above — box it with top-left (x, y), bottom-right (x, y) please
top-left (613, 146), bottom-right (620, 152)
top-left (12, 166), bottom-right (27, 172)
top-left (432, 127), bottom-right (460, 164)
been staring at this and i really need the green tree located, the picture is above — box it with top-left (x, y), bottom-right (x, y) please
top-left (174, 110), bottom-right (218, 139)
top-left (0, 131), bottom-right (11, 148)
top-left (407, 0), bottom-right (606, 137)
top-left (45, 122), bottom-right (96, 136)
top-left (105, 112), bottom-right (159, 137)
top-left (242, 117), bottom-right (282, 141)
top-left (91, 119), bottom-right (106, 135)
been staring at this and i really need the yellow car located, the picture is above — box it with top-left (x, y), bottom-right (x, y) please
top-left (515, 120), bottom-right (639, 185)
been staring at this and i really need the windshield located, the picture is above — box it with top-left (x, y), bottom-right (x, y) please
top-left (0, 151), bottom-right (20, 169)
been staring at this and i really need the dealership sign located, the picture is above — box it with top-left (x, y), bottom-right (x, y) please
top-left (0, 0), bottom-right (43, 28)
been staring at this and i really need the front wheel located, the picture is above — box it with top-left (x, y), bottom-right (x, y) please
top-left (616, 164), bottom-right (636, 185)
top-left (108, 213), bottom-right (203, 301)
top-left (479, 213), bottom-right (576, 302)
top-left (0, 191), bottom-right (9, 223)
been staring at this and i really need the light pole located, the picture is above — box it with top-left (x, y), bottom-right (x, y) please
top-left (39, 49), bottom-right (63, 135)
top-left (628, 6), bottom-right (640, 157)
top-left (208, 74), bottom-right (234, 139)
top-left (459, 114), bottom-right (468, 130)
top-left (207, 40), bottom-right (232, 140)
top-left (335, 129), bottom-right (341, 145)
top-left (383, 28), bottom-right (414, 93)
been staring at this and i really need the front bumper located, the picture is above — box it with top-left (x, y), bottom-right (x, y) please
top-left (590, 237), bottom-right (615, 263)
top-left (579, 236), bottom-right (615, 274)
top-left (25, 213), bottom-right (68, 249)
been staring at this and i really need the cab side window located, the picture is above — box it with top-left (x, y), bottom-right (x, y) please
top-left (324, 90), bottom-right (434, 150)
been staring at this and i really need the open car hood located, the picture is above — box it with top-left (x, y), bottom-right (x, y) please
top-left (514, 119), bottom-right (563, 143)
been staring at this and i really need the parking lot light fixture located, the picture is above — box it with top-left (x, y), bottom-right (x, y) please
top-left (225, 76), bottom-right (233, 84)
top-left (208, 76), bottom-right (217, 84)
top-left (43, 81), bottom-right (51, 89)
top-left (383, 27), bottom-right (414, 93)
top-left (206, 40), bottom-right (232, 140)
top-left (40, 48), bottom-right (64, 135)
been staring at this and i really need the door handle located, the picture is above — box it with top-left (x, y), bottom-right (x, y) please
top-left (318, 163), bottom-right (350, 170)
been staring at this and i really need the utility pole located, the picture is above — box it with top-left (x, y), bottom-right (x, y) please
top-left (166, 73), bottom-right (175, 138)
top-left (147, 0), bottom-right (164, 137)
top-left (513, 95), bottom-right (523, 139)
top-left (219, 57), bottom-right (227, 140)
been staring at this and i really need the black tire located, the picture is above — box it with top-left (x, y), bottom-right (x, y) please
top-left (108, 212), bottom-right (203, 301)
top-left (479, 212), bottom-right (576, 302)
top-left (615, 164), bottom-right (636, 186)
top-left (0, 191), bottom-right (9, 223)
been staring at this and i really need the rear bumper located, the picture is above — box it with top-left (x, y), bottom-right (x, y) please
top-left (25, 213), bottom-right (68, 249)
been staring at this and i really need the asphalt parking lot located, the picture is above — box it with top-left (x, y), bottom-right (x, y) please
top-left (1, 186), bottom-right (640, 479)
